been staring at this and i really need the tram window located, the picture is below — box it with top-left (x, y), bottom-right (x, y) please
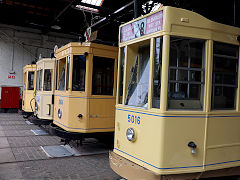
top-left (168, 37), bottom-right (205, 110)
top-left (36, 71), bottom-right (40, 90)
top-left (55, 61), bottom-right (58, 90)
top-left (43, 69), bottom-right (52, 91)
top-left (24, 72), bottom-right (27, 90)
top-left (28, 71), bottom-right (35, 90)
top-left (92, 56), bottom-right (115, 95)
top-left (211, 42), bottom-right (238, 110)
top-left (152, 37), bottom-right (163, 108)
top-left (58, 58), bottom-right (66, 91)
top-left (125, 42), bottom-right (150, 108)
top-left (39, 70), bottom-right (43, 91)
top-left (118, 47), bottom-right (125, 103)
top-left (72, 55), bottom-right (86, 91)
top-left (66, 56), bottom-right (70, 91)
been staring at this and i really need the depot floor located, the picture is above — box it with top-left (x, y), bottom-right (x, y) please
top-left (0, 113), bottom-right (120, 180)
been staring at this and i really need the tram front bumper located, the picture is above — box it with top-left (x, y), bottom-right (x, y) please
top-left (109, 151), bottom-right (161, 180)
top-left (109, 151), bottom-right (240, 180)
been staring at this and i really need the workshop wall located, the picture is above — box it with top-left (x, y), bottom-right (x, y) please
top-left (0, 24), bottom-right (78, 98)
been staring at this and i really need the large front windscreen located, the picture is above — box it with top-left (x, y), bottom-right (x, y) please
top-left (43, 69), bottom-right (52, 91)
top-left (125, 43), bottom-right (150, 108)
top-left (92, 56), bottom-right (115, 95)
top-left (28, 71), bottom-right (35, 90)
top-left (72, 55), bottom-right (86, 91)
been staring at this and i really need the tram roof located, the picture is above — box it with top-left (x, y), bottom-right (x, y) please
top-left (36, 58), bottom-right (55, 65)
top-left (36, 58), bottom-right (55, 70)
top-left (23, 64), bottom-right (36, 72)
top-left (56, 42), bottom-right (118, 55)
top-left (119, 6), bottom-right (240, 45)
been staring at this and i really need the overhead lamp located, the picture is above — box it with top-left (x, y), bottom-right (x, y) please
top-left (51, 25), bottom-right (61, 30)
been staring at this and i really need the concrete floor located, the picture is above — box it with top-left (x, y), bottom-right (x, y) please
top-left (0, 113), bottom-right (121, 180)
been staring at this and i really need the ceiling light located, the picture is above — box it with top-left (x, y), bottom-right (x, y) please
top-left (82, 0), bottom-right (103, 6)
top-left (75, 0), bottom-right (104, 13)
top-left (51, 25), bottom-right (61, 30)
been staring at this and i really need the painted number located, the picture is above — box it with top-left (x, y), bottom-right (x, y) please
top-left (128, 114), bottom-right (140, 125)
top-left (59, 99), bottom-right (63, 105)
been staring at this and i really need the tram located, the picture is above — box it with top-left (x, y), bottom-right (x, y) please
top-left (50, 42), bottom-right (118, 143)
top-left (32, 58), bottom-right (55, 125)
top-left (22, 64), bottom-right (36, 118)
top-left (110, 6), bottom-right (240, 179)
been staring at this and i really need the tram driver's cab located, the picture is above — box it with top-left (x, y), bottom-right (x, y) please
top-left (32, 58), bottom-right (55, 125)
top-left (51, 42), bottom-right (118, 142)
top-left (110, 6), bottom-right (240, 180)
top-left (22, 64), bottom-right (36, 118)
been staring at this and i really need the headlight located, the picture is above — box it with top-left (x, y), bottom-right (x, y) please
top-left (126, 128), bottom-right (135, 141)
top-left (58, 109), bottom-right (62, 118)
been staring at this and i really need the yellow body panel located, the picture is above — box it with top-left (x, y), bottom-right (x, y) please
top-left (113, 6), bottom-right (240, 177)
top-left (22, 64), bottom-right (36, 112)
top-left (53, 42), bottom-right (118, 133)
top-left (54, 91), bottom-right (89, 132)
top-left (35, 58), bottom-right (55, 120)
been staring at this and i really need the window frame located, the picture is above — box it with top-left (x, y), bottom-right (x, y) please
top-left (211, 41), bottom-right (239, 110)
top-left (55, 60), bottom-right (59, 90)
top-left (124, 39), bottom-right (151, 109)
top-left (167, 36), bottom-right (206, 111)
top-left (117, 47), bottom-right (125, 104)
top-left (91, 56), bottom-right (115, 96)
top-left (57, 57), bottom-right (67, 91)
top-left (43, 69), bottom-right (53, 91)
top-left (27, 71), bottom-right (35, 90)
top-left (66, 56), bottom-right (70, 91)
top-left (151, 37), bottom-right (163, 109)
top-left (71, 55), bottom-right (87, 92)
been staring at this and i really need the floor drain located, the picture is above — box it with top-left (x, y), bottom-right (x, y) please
top-left (41, 145), bottom-right (74, 158)
top-left (31, 129), bottom-right (48, 135)
top-left (25, 121), bottom-right (33, 125)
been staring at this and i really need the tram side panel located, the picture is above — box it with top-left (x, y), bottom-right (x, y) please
top-left (161, 116), bottom-right (206, 174)
top-left (114, 109), bottom-right (164, 174)
top-left (54, 94), bottom-right (88, 132)
top-left (36, 92), bottom-right (53, 120)
top-left (54, 94), bottom-right (70, 129)
top-left (88, 98), bottom-right (115, 132)
top-left (205, 116), bottom-right (240, 171)
top-left (114, 109), bottom-right (206, 175)
top-left (23, 91), bottom-right (35, 112)
top-left (68, 97), bottom-right (88, 132)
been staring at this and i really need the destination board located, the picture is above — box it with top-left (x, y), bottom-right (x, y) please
top-left (120, 10), bottom-right (163, 42)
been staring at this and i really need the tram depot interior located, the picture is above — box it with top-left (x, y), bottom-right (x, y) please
top-left (0, 0), bottom-right (240, 180)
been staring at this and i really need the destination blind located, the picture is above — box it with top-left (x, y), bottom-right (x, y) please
top-left (120, 10), bottom-right (163, 43)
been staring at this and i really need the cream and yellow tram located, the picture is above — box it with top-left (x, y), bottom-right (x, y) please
top-left (110, 6), bottom-right (240, 179)
top-left (50, 42), bottom-right (118, 142)
top-left (32, 58), bottom-right (55, 125)
top-left (22, 64), bottom-right (36, 118)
